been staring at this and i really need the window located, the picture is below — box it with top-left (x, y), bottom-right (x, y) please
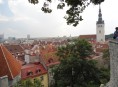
top-left (10, 49), bottom-right (12, 52)
top-left (40, 76), bottom-right (44, 81)
top-left (27, 71), bottom-right (33, 76)
top-left (36, 69), bottom-right (41, 73)
top-left (48, 58), bottom-right (53, 63)
top-left (99, 30), bottom-right (101, 33)
top-left (98, 25), bottom-right (102, 27)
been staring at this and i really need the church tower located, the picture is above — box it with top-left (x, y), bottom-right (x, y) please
top-left (96, 5), bottom-right (105, 43)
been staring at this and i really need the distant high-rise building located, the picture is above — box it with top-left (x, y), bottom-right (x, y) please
top-left (27, 34), bottom-right (30, 40)
top-left (0, 34), bottom-right (4, 43)
top-left (8, 37), bottom-right (15, 40)
top-left (96, 5), bottom-right (105, 43)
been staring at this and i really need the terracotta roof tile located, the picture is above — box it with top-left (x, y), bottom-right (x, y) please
top-left (0, 45), bottom-right (21, 80)
top-left (79, 35), bottom-right (96, 40)
top-left (41, 52), bottom-right (59, 64)
top-left (21, 64), bottom-right (47, 79)
top-left (5, 44), bottom-right (24, 54)
top-left (95, 43), bottom-right (109, 52)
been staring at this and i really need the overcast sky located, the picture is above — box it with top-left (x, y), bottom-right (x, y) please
top-left (0, 0), bottom-right (117, 38)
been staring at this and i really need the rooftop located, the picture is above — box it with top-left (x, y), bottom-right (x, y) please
top-left (0, 45), bottom-right (21, 80)
top-left (21, 63), bottom-right (47, 79)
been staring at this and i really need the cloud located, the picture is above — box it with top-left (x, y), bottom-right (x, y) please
top-left (0, 0), bottom-right (117, 38)
top-left (0, 15), bottom-right (9, 21)
top-left (0, 0), bottom-right (3, 4)
top-left (0, 0), bottom-right (13, 17)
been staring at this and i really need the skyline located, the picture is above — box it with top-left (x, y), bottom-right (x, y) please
top-left (0, 0), bottom-right (117, 38)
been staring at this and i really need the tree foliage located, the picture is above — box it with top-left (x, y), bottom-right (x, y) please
top-left (52, 39), bottom-right (109, 87)
top-left (28, 0), bottom-right (105, 26)
top-left (13, 78), bottom-right (42, 87)
top-left (56, 39), bottom-right (93, 59)
top-left (103, 49), bottom-right (110, 59)
top-left (102, 49), bottom-right (110, 69)
top-left (52, 57), bottom-right (101, 87)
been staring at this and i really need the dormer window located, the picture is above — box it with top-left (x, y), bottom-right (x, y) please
top-left (10, 49), bottom-right (12, 52)
top-left (48, 58), bottom-right (53, 63)
top-left (27, 71), bottom-right (33, 76)
top-left (36, 69), bottom-right (41, 73)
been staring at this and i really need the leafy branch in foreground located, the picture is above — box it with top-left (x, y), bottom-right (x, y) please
top-left (28, 0), bottom-right (105, 26)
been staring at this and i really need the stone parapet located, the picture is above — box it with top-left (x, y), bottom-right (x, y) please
top-left (108, 40), bottom-right (118, 87)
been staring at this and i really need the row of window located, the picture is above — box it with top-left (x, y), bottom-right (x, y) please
top-left (98, 25), bottom-right (103, 27)
top-left (27, 69), bottom-right (41, 76)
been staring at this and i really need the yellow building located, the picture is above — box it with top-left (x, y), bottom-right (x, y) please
top-left (21, 63), bottom-right (48, 87)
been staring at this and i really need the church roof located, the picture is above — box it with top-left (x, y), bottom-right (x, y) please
top-left (0, 44), bottom-right (21, 80)
top-left (79, 34), bottom-right (96, 40)
top-left (96, 5), bottom-right (104, 24)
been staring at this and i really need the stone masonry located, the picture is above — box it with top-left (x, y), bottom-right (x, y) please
top-left (108, 40), bottom-right (118, 87)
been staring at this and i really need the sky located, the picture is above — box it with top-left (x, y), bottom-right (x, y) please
top-left (0, 0), bottom-right (117, 38)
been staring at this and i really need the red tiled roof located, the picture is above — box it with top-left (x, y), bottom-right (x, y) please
top-left (0, 45), bottom-right (21, 80)
top-left (79, 35), bottom-right (96, 40)
top-left (39, 45), bottom-right (60, 66)
top-left (21, 64), bottom-right (47, 79)
top-left (5, 44), bottom-right (24, 54)
top-left (40, 51), bottom-right (59, 65)
top-left (47, 62), bottom-right (60, 67)
top-left (95, 43), bottom-right (109, 52)
top-left (20, 44), bottom-right (33, 50)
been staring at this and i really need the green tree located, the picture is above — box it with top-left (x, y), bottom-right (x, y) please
top-left (25, 79), bottom-right (34, 87)
top-left (57, 39), bottom-right (93, 59)
top-left (33, 78), bottom-right (42, 87)
top-left (28, 0), bottom-right (105, 26)
top-left (99, 68), bottom-right (110, 84)
top-left (52, 39), bottom-right (109, 87)
top-left (102, 49), bottom-right (110, 69)
top-left (13, 79), bottom-right (42, 87)
top-left (53, 57), bottom-right (101, 87)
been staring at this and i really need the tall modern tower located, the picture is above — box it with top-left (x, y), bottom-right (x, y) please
top-left (96, 5), bottom-right (105, 43)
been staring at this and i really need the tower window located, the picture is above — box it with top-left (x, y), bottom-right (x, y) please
top-left (99, 30), bottom-right (101, 33)
top-left (98, 25), bottom-right (102, 27)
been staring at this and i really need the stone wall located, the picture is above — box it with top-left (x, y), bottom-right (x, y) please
top-left (108, 40), bottom-right (118, 87)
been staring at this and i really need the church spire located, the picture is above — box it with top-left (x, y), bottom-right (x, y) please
top-left (97, 5), bottom-right (104, 24)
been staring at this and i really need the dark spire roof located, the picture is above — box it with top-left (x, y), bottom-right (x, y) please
top-left (97, 5), bottom-right (104, 24)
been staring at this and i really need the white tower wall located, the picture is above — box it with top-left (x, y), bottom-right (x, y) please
top-left (96, 24), bottom-right (105, 42)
